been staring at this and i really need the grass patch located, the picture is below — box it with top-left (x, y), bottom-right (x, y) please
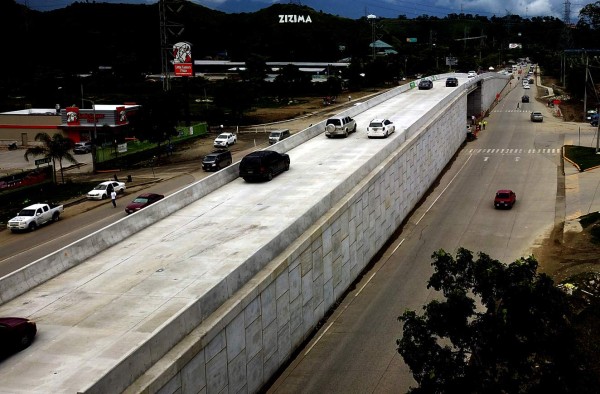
top-left (564, 145), bottom-right (600, 171)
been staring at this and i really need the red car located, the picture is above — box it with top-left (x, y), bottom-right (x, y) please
top-left (125, 193), bottom-right (165, 214)
top-left (494, 189), bottom-right (516, 209)
top-left (0, 317), bottom-right (37, 353)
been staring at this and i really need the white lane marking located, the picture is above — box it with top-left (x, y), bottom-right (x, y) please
top-left (305, 237), bottom-right (406, 356)
top-left (416, 154), bottom-right (473, 225)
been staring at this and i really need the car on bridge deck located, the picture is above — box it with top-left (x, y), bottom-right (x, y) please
top-left (366, 118), bottom-right (395, 138)
top-left (445, 77), bottom-right (458, 87)
top-left (0, 317), bottom-right (37, 355)
top-left (418, 79), bottom-right (433, 90)
top-left (239, 150), bottom-right (290, 182)
top-left (325, 116), bottom-right (357, 138)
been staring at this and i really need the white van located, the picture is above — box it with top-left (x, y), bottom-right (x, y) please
top-left (268, 129), bottom-right (290, 145)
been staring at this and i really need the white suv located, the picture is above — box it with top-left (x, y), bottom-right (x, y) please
top-left (325, 116), bottom-right (357, 138)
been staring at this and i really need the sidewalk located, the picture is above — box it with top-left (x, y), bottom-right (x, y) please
top-left (560, 123), bottom-right (600, 238)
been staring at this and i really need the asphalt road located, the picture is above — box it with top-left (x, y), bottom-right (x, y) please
top-left (266, 81), bottom-right (564, 392)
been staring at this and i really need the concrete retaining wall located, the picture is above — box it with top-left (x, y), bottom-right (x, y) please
top-left (122, 91), bottom-right (469, 394)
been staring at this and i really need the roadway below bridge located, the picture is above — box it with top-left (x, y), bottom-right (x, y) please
top-left (265, 75), bottom-right (600, 393)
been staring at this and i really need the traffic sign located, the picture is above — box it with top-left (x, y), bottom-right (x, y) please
top-left (35, 157), bottom-right (51, 165)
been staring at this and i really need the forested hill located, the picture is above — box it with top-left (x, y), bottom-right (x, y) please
top-left (3, 0), bottom-right (600, 107)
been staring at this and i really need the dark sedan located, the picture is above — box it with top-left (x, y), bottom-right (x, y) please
top-left (522, 95), bottom-right (529, 103)
top-left (445, 77), bottom-right (458, 87)
top-left (0, 317), bottom-right (37, 354)
top-left (418, 79), bottom-right (433, 90)
top-left (125, 193), bottom-right (165, 214)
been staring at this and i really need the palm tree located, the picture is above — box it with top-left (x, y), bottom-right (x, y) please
top-left (24, 133), bottom-right (77, 184)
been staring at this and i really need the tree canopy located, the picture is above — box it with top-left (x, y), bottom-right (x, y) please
top-left (397, 248), bottom-right (600, 393)
top-left (24, 133), bottom-right (77, 184)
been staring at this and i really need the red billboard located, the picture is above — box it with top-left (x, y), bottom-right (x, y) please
top-left (66, 107), bottom-right (80, 126)
top-left (173, 42), bottom-right (193, 77)
top-left (115, 106), bottom-right (127, 125)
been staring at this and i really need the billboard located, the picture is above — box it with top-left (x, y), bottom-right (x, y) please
top-left (173, 41), bottom-right (193, 76)
top-left (66, 107), bottom-right (80, 126)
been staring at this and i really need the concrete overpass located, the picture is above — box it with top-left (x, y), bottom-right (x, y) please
top-left (0, 72), bottom-right (509, 393)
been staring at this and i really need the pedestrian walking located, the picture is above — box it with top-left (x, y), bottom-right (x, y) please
top-left (111, 190), bottom-right (117, 208)
top-left (471, 115), bottom-right (475, 125)
top-left (483, 120), bottom-right (487, 130)
top-left (348, 95), bottom-right (352, 102)
top-left (517, 102), bottom-right (520, 109)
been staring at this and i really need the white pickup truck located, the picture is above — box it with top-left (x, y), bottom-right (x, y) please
top-left (7, 203), bottom-right (64, 232)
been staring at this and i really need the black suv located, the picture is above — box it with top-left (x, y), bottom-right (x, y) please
top-left (445, 77), bottom-right (458, 87)
top-left (418, 79), bottom-right (433, 90)
top-left (202, 149), bottom-right (232, 171)
top-left (239, 150), bottom-right (290, 182)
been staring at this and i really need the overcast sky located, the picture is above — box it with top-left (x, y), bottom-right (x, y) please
top-left (16, 0), bottom-right (593, 21)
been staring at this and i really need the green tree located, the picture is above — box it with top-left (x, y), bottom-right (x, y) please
top-left (24, 133), bottom-right (77, 184)
top-left (578, 1), bottom-right (600, 30)
top-left (397, 248), bottom-right (600, 394)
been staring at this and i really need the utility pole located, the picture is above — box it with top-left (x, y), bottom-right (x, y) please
top-left (159, 0), bottom-right (186, 91)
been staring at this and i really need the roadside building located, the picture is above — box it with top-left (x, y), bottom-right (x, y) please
top-left (0, 108), bottom-right (61, 147)
top-left (0, 104), bottom-right (141, 147)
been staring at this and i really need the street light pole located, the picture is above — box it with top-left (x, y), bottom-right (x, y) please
top-left (367, 14), bottom-right (376, 61)
top-left (82, 98), bottom-right (98, 173)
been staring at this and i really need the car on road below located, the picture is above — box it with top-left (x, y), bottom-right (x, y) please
top-left (0, 317), bottom-right (37, 355)
top-left (325, 116), bottom-right (357, 138)
top-left (494, 189), bottom-right (516, 209)
top-left (367, 118), bottom-right (395, 138)
top-left (202, 149), bottom-right (232, 171)
top-left (523, 84), bottom-right (530, 89)
top-left (467, 71), bottom-right (477, 78)
top-left (530, 112), bottom-right (543, 122)
top-left (239, 150), bottom-right (290, 182)
top-left (125, 193), bottom-right (164, 214)
top-left (7, 203), bottom-right (63, 232)
top-left (268, 129), bottom-right (291, 145)
top-left (522, 95), bottom-right (529, 103)
top-left (87, 181), bottom-right (126, 200)
top-left (213, 132), bottom-right (237, 148)
top-left (445, 77), bottom-right (458, 87)
top-left (73, 141), bottom-right (92, 154)
top-left (418, 79), bottom-right (433, 90)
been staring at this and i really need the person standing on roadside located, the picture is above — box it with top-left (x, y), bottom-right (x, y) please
top-left (111, 190), bottom-right (117, 208)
